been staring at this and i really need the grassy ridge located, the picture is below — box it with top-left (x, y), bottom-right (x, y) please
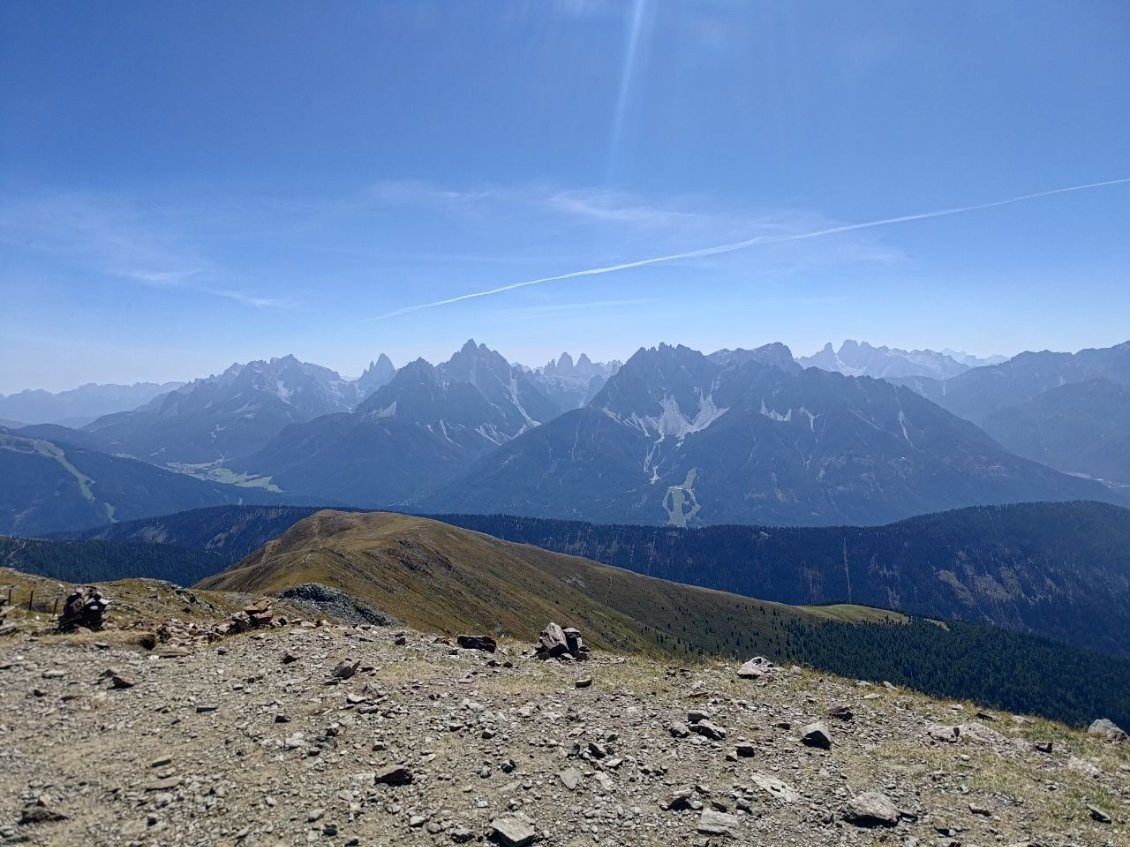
top-left (197, 510), bottom-right (1130, 727)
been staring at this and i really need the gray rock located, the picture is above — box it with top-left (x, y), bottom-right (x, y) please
top-left (689, 719), bottom-right (726, 741)
top-left (538, 622), bottom-right (569, 658)
top-left (330, 659), bottom-right (360, 680)
top-left (457, 635), bottom-right (497, 653)
top-left (843, 791), bottom-right (899, 827)
top-left (489, 813), bottom-right (538, 846)
top-left (751, 773), bottom-right (799, 803)
top-left (827, 705), bottom-right (853, 720)
top-left (737, 657), bottom-right (770, 679)
top-left (697, 808), bottom-right (739, 837)
top-left (927, 724), bottom-right (959, 743)
top-left (559, 767), bottom-right (582, 791)
top-left (1087, 718), bottom-right (1128, 743)
top-left (801, 722), bottom-right (831, 749)
top-left (669, 721), bottom-right (690, 738)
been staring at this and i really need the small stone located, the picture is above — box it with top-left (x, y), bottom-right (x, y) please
top-left (843, 791), bottom-right (899, 827)
top-left (574, 676), bottom-right (592, 689)
top-left (669, 722), bottom-right (690, 738)
top-left (195, 703), bottom-right (219, 714)
top-left (307, 809), bottom-right (325, 823)
top-left (451, 829), bottom-right (474, 843)
top-left (110, 674), bottom-right (135, 689)
top-left (145, 776), bottom-right (183, 792)
top-left (735, 743), bottom-right (755, 758)
top-left (374, 765), bottom-right (413, 785)
top-left (1088, 804), bottom-right (1112, 824)
top-left (330, 660), bottom-right (360, 680)
top-left (457, 635), bottom-right (497, 653)
top-left (19, 804), bottom-right (67, 825)
top-left (689, 719), bottom-right (726, 741)
top-left (801, 722), bottom-right (832, 749)
top-left (1032, 740), bottom-right (1053, 754)
top-left (408, 815), bottom-right (426, 828)
top-left (559, 767), bottom-right (582, 791)
top-left (661, 789), bottom-right (693, 811)
top-left (827, 705), bottom-right (854, 721)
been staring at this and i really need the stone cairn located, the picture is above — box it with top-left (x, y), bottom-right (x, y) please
top-left (227, 598), bottom-right (277, 633)
top-left (57, 586), bottom-right (110, 632)
top-left (534, 621), bottom-right (590, 661)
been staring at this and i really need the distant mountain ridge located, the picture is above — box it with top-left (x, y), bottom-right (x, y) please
top-left (799, 340), bottom-right (1003, 380)
top-left (0, 380), bottom-right (185, 427)
top-left (894, 340), bottom-right (1130, 484)
top-left (418, 342), bottom-right (1119, 525)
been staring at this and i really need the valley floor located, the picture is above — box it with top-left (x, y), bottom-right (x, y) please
top-left (1, 618), bottom-right (1127, 847)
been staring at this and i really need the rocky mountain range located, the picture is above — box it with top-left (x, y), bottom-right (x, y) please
top-left (418, 343), bottom-right (1119, 525)
top-left (798, 340), bottom-right (1003, 380)
top-left (226, 341), bottom-right (563, 507)
top-left (4, 338), bottom-right (1130, 533)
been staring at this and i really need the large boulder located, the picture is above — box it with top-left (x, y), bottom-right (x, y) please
top-left (1087, 718), bottom-right (1128, 743)
top-left (737, 656), bottom-right (772, 679)
top-left (801, 722), bottom-right (832, 749)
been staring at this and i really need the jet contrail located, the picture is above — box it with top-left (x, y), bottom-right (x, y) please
top-left (364, 176), bottom-right (1130, 321)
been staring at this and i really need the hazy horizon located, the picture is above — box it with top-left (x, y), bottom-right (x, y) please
top-left (3, 2), bottom-right (1128, 394)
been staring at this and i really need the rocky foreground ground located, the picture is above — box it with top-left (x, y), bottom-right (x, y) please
top-left (0, 609), bottom-right (1127, 847)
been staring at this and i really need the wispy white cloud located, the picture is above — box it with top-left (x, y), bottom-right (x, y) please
top-left (364, 176), bottom-right (1130, 321)
top-left (0, 191), bottom-right (292, 309)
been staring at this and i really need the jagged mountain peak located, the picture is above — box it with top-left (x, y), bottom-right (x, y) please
top-left (709, 342), bottom-right (800, 374)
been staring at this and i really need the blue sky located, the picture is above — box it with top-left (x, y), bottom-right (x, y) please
top-left (1, 0), bottom-right (1128, 392)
